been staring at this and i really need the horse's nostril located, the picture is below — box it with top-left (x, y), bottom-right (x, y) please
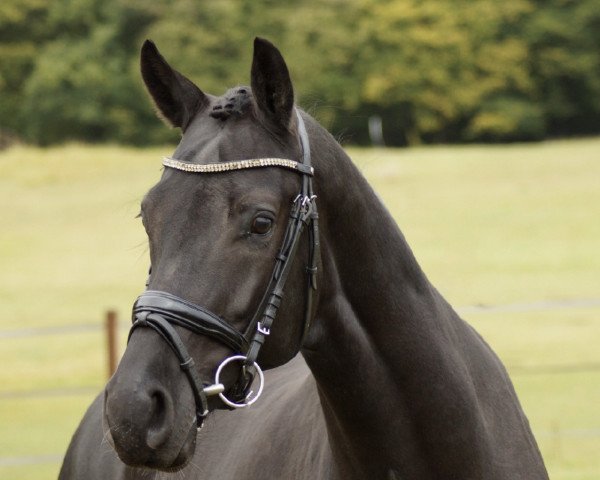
top-left (146, 388), bottom-right (175, 450)
top-left (150, 390), bottom-right (166, 424)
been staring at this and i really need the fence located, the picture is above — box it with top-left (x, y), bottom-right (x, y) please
top-left (0, 310), bottom-right (120, 381)
top-left (1, 299), bottom-right (600, 472)
top-left (2, 299), bottom-right (600, 384)
top-left (3, 298), bottom-right (600, 396)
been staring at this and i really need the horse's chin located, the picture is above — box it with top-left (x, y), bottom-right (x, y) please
top-left (102, 395), bottom-right (198, 472)
top-left (173, 423), bottom-right (199, 469)
top-left (143, 422), bottom-right (197, 472)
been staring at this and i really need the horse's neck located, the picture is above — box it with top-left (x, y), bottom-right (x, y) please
top-left (300, 138), bottom-right (544, 479)
top-left (301, 146), bottom-right (441, 478)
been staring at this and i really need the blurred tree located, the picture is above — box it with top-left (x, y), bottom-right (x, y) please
top-left (279, 0), bottom-right (368, 139)
top-left (0, 0), bottom-right (599, 145)
top-left (527, 0), bottom-right (600, 137)
top-left (0, 0), bottom-right (50, 141)
top-left (20, 0), bottom-right (172, 144)
top-left (353, 0), bottom-right (543, 144)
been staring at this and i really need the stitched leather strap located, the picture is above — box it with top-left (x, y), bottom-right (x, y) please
top-left (133, 290), bottom-right (247, 353)
top-left (130, 312), bottom-right (209, 427)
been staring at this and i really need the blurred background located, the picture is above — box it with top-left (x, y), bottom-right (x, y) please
top-left (2, 0), bottom-right (600, 147)
top-left (1, 0), bottom-right (599, 479)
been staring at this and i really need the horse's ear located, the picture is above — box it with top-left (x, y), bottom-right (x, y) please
top-left (251, 37), bottom-right (294, 130)
top-left (140, 40), bottom-right (207, 130)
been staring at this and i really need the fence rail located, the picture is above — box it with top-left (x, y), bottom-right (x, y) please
top-left (1, 310), bottom-right (121, 380)
top-left (1, 298), bottom-right (599, 398)
top-left (2, 297), bottom-right (600, 339)
top-left (1, 299), bottom-right (599, 472)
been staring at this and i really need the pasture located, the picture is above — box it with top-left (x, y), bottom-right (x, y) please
top-left (1, 138), bottom-right (599, 479)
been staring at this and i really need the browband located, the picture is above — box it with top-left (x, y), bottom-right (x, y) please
top-left (162, 157), bottom-right (314, 176)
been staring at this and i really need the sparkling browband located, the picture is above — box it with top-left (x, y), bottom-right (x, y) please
top-left (163, 157), bottom-right (314, 176)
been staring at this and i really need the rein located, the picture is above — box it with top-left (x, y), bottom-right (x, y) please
top-left (128, 110), bottom-right (319, 429)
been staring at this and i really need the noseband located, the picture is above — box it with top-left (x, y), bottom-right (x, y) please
top-left (128, 110), bottom-right (319, 428)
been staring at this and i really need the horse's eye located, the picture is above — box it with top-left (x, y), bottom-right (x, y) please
top-left (251, 216), bottom-right (273, 235)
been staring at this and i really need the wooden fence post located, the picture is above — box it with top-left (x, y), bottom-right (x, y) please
top-left (106, 310), bottom-right (118, 379)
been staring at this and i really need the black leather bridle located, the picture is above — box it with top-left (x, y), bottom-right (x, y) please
top-left (128, 110), bottom-right (319, 429)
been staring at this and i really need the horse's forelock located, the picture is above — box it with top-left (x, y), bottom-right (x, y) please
top-left (209, 86), bottom-right (253, 121)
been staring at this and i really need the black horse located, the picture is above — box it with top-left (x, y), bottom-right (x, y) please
top-left (59, 38), bottom-right (548, 479)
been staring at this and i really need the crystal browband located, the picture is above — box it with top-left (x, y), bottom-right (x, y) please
top-left (163, 157), bottom-right (314, 175)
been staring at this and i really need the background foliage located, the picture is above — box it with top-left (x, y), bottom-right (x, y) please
top-left (1, 0), bottom-right (599, 145)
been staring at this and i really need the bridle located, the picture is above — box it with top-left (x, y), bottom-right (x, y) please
top-left (129, 111), bottom-right (318, 428)
top-left (128, 110), bottom-right (319, 429)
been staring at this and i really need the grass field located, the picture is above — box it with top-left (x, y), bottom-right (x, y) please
top-left (1, 138), bottom-right (599, 479)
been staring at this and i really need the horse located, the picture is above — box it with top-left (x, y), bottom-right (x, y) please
top-left (59, 37), bottom-right (549, 479)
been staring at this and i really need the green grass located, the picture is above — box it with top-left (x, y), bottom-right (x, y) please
top-left (0, 395), bottom-right (98, 480)
top-left (0, 144), bottom-right (170, 330)
top-left (468, 310), bottom-right (600, 478)
top-left (1, 139), bottom-right (599, 479)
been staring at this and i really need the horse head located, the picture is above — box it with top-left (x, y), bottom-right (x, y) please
top-left (103, 38), bottom-right (320, 470)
